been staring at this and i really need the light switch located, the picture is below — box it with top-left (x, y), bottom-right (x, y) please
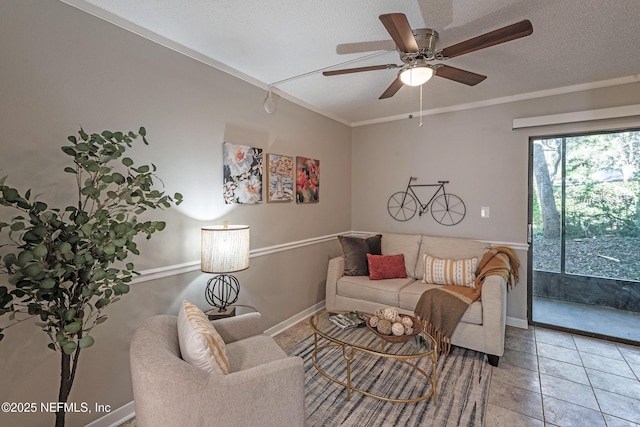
top-left (481, 206), bottom-right (490, 218)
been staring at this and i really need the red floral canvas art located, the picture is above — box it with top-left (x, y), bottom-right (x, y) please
top-left (296, 156), bottom-right (319, 203)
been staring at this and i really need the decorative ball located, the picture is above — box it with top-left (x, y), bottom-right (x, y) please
top-left (391, 322), bottom-right (405, 336)
top-left (369, 316), bottom-right (379, 327)
top-left (404, 326), bottom-right (414, 335)
top-left (376, 319), bottom-right (392, 335)
top-left (374, 308), bottom-right (385, 319)
top-left (401, 316), bottom-right (414, 328)
top-left (383, 307), bottom-right (398, 323)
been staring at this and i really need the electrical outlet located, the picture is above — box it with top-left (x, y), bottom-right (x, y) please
top-left (481, 206), bottom-right (490, 218)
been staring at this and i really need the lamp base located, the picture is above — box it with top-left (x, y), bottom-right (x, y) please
top-left (205, 274), bottom-right (240, 312)
top-left (207, 306), bottom-right (236, 320)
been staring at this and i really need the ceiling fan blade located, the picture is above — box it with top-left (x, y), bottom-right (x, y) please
top-left (336, 40), bottom-right (397, 55)
top-left (379, 77), bottom-right (404, 99)
top-left (379, 13), bottom-right (419, 53)
top-left (440, 19), bottom-right (533, 59)
top-left (323, 64), bottom-right (399, 76)
top-left (435, 65), bottom-right (486, 86)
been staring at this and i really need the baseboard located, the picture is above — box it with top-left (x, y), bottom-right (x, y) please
top-left (506, 316), bottom-right (529, 329)
top-left (265, 300), bottom-right (326, 336)
top-left (84, 401), bottom-right (135, 427)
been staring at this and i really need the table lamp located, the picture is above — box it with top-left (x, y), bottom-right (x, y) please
top-left (201, 223), bottom-right (250, 313)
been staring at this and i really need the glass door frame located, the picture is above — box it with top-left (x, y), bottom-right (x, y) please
top-left (527, 127), bottom-right (640, 345)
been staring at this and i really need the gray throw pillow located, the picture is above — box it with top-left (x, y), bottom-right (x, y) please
top-left (338, 234), bottom-right (382, 276)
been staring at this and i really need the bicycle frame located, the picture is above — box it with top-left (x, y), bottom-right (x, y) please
top-left (402, 177), bottom-right (449, 215)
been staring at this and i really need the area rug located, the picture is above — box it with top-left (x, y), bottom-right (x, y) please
top-left (287, 331), bottom-right (491, 427)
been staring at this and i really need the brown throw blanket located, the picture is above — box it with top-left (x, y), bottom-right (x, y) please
top-left (414, 246), bottom-right (520, 354)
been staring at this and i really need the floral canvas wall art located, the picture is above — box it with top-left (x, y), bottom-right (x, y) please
top-left (267, 153), bottom-right (294, 202)
top-left (223, 142), bottom-right (263, 204)
top-left (296, 156), bottom-right (320, 203)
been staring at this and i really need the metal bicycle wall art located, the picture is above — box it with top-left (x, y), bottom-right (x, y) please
top-left (387, 177), bottom-right (466, 225)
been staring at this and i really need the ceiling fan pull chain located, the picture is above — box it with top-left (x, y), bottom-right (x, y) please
top-left (419, 84), bottom-right (424, 127)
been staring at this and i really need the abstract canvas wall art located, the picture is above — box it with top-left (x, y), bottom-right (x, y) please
top-left (296, 156), bottom-right (319, 203)
top-left (267, 153), bottom-right (294, 202)
top-left (223, 142), bottom-right (263, 204)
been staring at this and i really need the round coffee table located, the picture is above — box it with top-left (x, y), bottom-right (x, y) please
top-left (309, 310), bottom-right (437, 403)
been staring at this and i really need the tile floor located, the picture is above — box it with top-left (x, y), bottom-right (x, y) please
top-left (488, 325), bottom-right (640, 426)
top-left (275, 319), bottom-right (640, 427)
top-left (121, 319), bottom-right (640, 426)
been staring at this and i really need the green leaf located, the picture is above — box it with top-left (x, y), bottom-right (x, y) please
top-left (61, 146), bottom-right (76, 156)
top-left (2, 187), bottom-right (19, 202)
top-left (61, 341), bottom-right (77, 355)
top-left (155, 221), bottom-right (166, 231)
top-left (113, 283), bottom-right (130, 295)
top-left (138, 127), bottom-right (146, 136)
top-left (95, 298), bottom-right (110, 309)
top-left (64, 309), bottom-right (77, 322)
top-left (32, 244), bottom-right (47, 259)
top-left (40, 278), bottom-right (56, 289)
top-left (112, 173), bottom-right (125, 185)
top-left (76, 142), bottom-right (90, 151)
top-left (47, 342), bottom-right (56, 351)
top-left (64, 167), bottom-right (76, 174)
top-left (122, 157), bottom-right (134, 167)
top-left (58, 242), bottom-right (72, 254)
top-left (23, 263), bottom-right (42, 277)
top-left (79, 335), bottom-right (95, 349)
top-left (64, 322), bottom-right (82, 334)
top-left (10, 222), bottom-right (25, 231)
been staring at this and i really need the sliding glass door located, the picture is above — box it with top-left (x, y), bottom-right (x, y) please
top-left (529, 129), bottom-right (640, 343)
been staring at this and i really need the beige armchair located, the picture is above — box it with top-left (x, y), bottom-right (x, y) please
top-left (130, 312), bottom-right (305, 426)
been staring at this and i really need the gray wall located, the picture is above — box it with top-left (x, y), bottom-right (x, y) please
top-left (351, 82), bottom-right (640, 323)
top-left (0, 1), bottom-right (349, 426)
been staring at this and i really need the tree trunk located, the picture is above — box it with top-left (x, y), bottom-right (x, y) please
top-left (55, 348), bottom-right (81, 427)
top-left (533, 142), bottom-right (561, 238)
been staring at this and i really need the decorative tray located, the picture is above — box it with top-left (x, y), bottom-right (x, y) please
top-left (366, 315), bottom-right (421, 343)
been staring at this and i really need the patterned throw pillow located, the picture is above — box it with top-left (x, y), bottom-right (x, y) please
top-left (177, 300), bottom-right (230, 375)
top-left (422, 255), bottom-right (478, 288)
top-left (367, 253), bottom-right (407, 280)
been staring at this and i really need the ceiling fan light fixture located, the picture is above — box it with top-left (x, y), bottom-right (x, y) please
top-left (398, 62), bottom-right (433, 86)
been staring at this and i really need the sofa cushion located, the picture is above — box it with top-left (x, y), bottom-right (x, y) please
top-left (398, 281), bottom-right (483, 325)
top-left (414, 236), bottom-right (489, 278)
top-left (178, 300), bottom-right (230, 375)
top-left (226, 334), bottom-right (288, 372)
top-left (367, 254), bottom-right (407, 280)
top-left (423, 255), bottom-right (478, 287)
top-left (337, 275), bottom-right (415, 307)
top-left (338, 234), bottom-right (382, 276)
top-left (381, 233), bottom-right (423, 279)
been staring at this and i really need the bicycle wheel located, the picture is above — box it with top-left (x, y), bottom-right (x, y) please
top-left (430, 193), bottom-right (466, 226)
top-left (387, 191), bottom-right (417, 221)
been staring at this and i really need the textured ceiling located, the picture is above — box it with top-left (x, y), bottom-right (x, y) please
top-left (62, 0), bottom-right (640, 126)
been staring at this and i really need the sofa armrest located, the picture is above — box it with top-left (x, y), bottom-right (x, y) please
top-left (325, 256), bottom-right (345, 310)
top-left (480, 275), bottom-right (507, 356)
top-left (203, 356), bottom-right (305, 426)
top-left (211, 312), bottom-right (264, 343)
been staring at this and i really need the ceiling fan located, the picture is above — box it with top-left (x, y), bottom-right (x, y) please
top-left (323, 13), bottom-right (533, 99)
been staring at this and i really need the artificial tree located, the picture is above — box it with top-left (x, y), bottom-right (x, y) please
top-left (0, 127), bottom-right (182, 427)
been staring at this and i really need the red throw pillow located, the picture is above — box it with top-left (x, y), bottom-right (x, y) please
top-left (367, 254), bottom-right (407, 280)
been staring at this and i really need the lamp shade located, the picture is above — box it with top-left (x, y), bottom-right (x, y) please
top-left (399, 64), bottom-right (434, 87)
top-left (201, 225), bottom-right (250, 273)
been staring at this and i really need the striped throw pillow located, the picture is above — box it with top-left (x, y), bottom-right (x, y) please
top-left (178, 300), bottom-right (230, 375)
top-left (422, 255), bottom-right (478, 288)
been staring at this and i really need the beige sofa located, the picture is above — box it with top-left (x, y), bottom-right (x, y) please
top-left (325, 232), bottom-right (507, 366)
top-left (130, 313), bottom-right (305, 426)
